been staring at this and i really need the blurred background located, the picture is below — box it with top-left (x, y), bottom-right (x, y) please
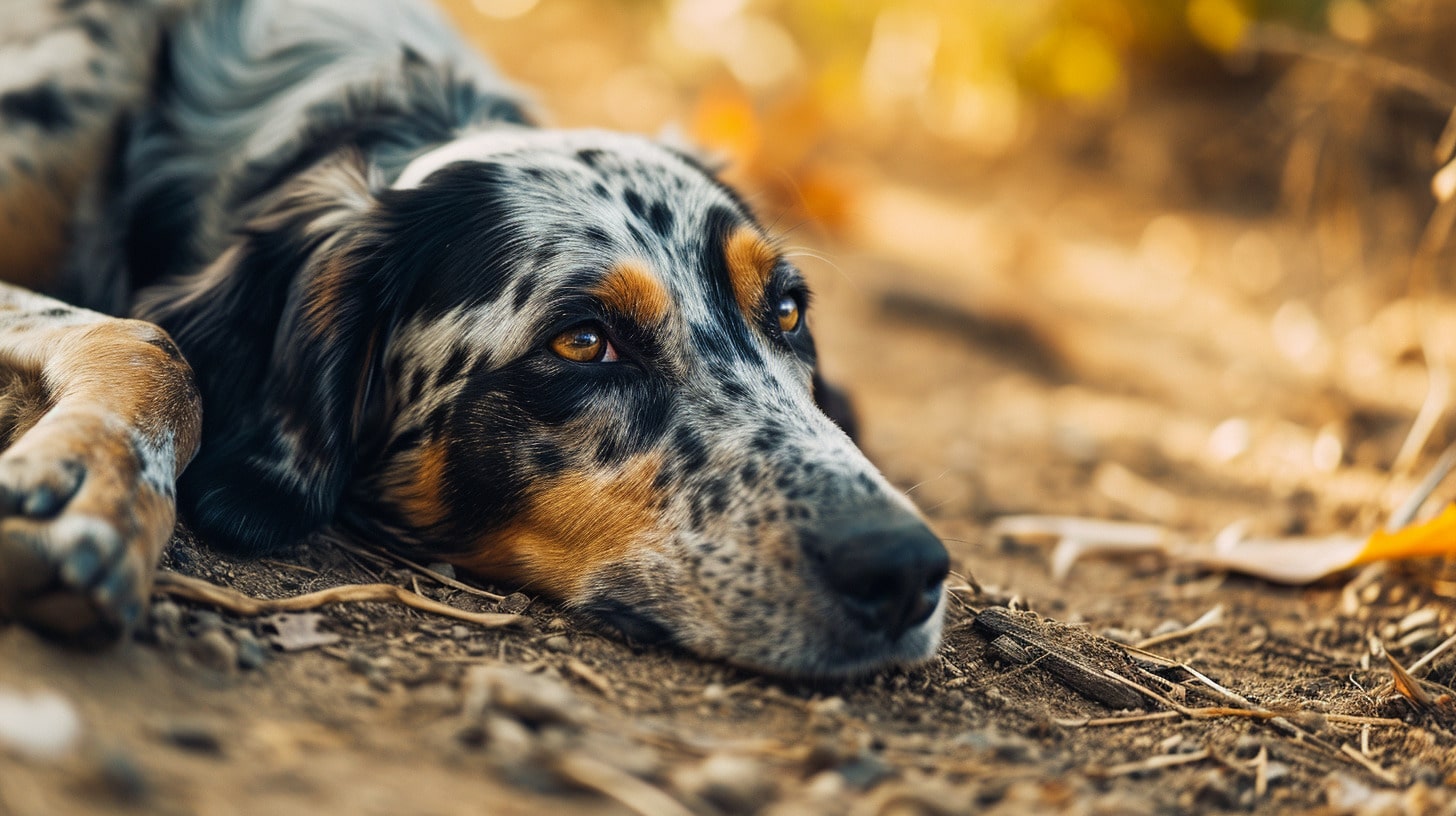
top-left (439, 0), bottom-right (1456, 542)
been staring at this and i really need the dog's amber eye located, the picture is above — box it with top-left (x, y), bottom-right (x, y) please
top-left (550, 325), bottom-right (619, 363)
top-left (775, 295), bottom-right (802, 333)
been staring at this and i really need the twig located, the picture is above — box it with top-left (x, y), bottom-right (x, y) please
top-left (1340, 744), bottom-right (1401, 786)
top-left (1134, 605), bottom-right (1225, 650)
top-left (1408, 631), bottom-right (1456, 676)
top-left (565, 659), bottom-right (616, 700)
top-left (1056, 710), bottom-right (1205, 728)
top-left (552, 753), bottom-right (695, 816)
top-left (153, 571), bottom-right (523, 629)
top-left (329, 538), bottom-right (507, 602)
top-left (1087, 748), bottom-right (1211, 779)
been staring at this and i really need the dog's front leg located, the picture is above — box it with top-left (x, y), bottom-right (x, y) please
top-left (0, 284), bottom-right (201, 645)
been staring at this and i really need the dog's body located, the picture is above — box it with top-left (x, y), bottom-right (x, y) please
top-left (0, 0), bottom-right (949, 676)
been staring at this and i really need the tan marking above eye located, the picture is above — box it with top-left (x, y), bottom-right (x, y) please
top-left (724, 226), bottom-right (778, 318)
top-left (592, 260), bottom-right (670, 326)
top-left (775, 294), bottom-right (801, 333)
top-left (550, 325), bottom-right (617, 363)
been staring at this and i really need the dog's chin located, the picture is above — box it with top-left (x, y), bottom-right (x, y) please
top-left (578, 598), bottom-right (677, 646)
top-left (582, 594), bottom-right (947, 681)
top-left (769, 597), bottom-right (948, 681)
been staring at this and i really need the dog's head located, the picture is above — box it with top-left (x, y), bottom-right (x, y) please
top-left (146, 128), bottom-right (949, 677)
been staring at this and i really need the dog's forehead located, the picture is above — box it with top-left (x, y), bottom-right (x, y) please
top-left (391, 128), bottom-right (787, 362)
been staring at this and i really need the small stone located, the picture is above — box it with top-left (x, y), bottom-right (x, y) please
top-left (346, 650), bottom-right (376, 676)
top-left (835, 753), bottom-right (895, 790)
top-left (543, 635), bottom-right (571, 653)
top-left (1151, 619), bottom-right (1185, 637)
top-left (190, 610), bottom-right (224, 633)
top-left (482, 714), bottom-right (535, 759)
top-left (1100, 627), bottom-right (1142, 645)
top-left (809, 696), bottom-right (846, 716)
top-left (426, 562), bottom-right (457, 580)
top-left (190, 629), bottom-right (238, 675)
top-left (673, 754), bottom-right (776, 813)
top-left (94, 750), bottom-right (149, 804)
top-left (450, 625), bottom-right (471, 640)
top-left (0, 688), bottom-right (81, 760)
top-left (702, 683), bottom-right (726, 703)
top-left (233, 629), bottom-right (267, 670)
top-left (161, 721), bottom-right (224, 755)
top-left (149, 601), bottom-right (182, 642)
top-left (499, 593), bottom-right (531, 615)
top-left (474, 666), bottom-right (584, 727)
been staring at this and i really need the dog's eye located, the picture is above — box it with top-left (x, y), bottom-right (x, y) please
top-left (775, 294), bottom-right (802, 334)
top-left (550, 324), bottom-right (619, 363)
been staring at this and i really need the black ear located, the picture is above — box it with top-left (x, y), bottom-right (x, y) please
top-left (135, 151), bottom-right (410, 555)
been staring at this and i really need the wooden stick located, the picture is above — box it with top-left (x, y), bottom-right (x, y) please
top-left (153, 571), bottom-right (523, 629)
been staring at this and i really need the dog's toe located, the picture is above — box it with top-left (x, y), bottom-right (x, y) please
top-left (0, 513), bottom-right (141, 645)
top-left (0, 455), bottom-right (85, 518)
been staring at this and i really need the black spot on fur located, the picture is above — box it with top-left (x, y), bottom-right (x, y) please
top-left (592, 182), bottom-right (610, 199)
top-left (0, 84), bottom-right (74, 132)
top-left (623, 189), bottom-right (647, 219)
top-left (647, 202), bottom-right (674, 237)
top-left (576, 148), bottom-right (604, 168)
top-left (672, 426), bottom-right (709, 472)
top-left (582, 225), bottom-right (612, 248)
top-left (437, 345), bottom-right (471, 386)
top-left (408, 368), bottom-right (429, 403)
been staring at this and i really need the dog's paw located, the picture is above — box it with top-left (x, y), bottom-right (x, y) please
top-left (0, 442), bottom-right (168, 646)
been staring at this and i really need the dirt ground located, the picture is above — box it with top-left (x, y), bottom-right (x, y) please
top-left (5, 5), bottom-right (1456, 815)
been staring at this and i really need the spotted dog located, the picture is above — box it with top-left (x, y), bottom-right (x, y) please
top-left (0, 0), bottom-right (951, 676)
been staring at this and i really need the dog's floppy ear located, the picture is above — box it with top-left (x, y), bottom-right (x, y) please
top-left (136, 150), bottom-right (411, 555)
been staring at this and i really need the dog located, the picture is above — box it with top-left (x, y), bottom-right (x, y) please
top-left (0, 0), bottom-right (950, 677)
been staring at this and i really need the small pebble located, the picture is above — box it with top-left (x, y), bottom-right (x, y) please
top-left (450, 625), bottom-right (471, 640)
top-left (473, 666), bottom-right (584, 727)
top-left (95, 751), bottom-right (149, 804)
top-left (835, 753), bottom-right (895, 790)
top-left (0, 688), bottom-right (81, 760)
top-left (190, 611), bottom-right (224, 634)
top-left (190, 629), bottom-right (238, 675)
top-left (702, 683), bottom-right (726, 703)
top-left (499, 592), bottom-right (531, 615)
top-left (1151, 619), bottom-right (1185, 637)
top-left (150, 601), bottom-right (182, 642)
top-left (543, 635), bottom-right (571, 653)
top-left (234, 629), bottom-right (267, 671)
top-left (1101, 627), bottom-right (1142, 645)
top-left (426, 562), bottom-right (457, 580)
top-left (673, 754), bottom-right (776, 813)
top-left (161, 721), bottom-right (224, 756)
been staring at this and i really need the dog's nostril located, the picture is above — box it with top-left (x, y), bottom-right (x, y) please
top-left (814, 518), bottom-right (949, 639)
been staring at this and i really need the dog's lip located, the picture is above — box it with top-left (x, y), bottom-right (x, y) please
top-left (580, 598), bottom-right (675, 645)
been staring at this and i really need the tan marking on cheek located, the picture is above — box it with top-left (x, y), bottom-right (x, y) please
top-left (724, 227), bottom-right (777, 318)
top-left (454, 454), bottom-right (664, 598)
top-left (592, 260), bottom-right (670, 326)
top-left (396, 440), bottom-right (451, 529)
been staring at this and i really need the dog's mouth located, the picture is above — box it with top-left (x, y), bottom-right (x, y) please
top-left (579, 598), bottom-right (676, 646)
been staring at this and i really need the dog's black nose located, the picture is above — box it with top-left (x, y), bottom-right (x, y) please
top-left (813, 516), bottom-right (950, 638)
